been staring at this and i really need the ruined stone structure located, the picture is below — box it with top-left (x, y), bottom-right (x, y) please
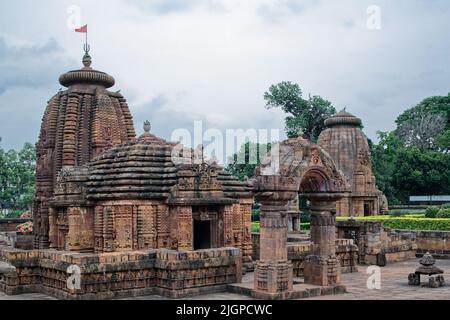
top-left (251, 137), bottom-right (350, 298)
top-left (0, 51), bottom-right (255, 299)
top-left (1, 50), bottom-right (391, 300)
top-left (48, 127), bottom-right (253, 264)
top-left (317, 111), bottom-right (388, 217)
top-left (34, 51), bottom-right (136, 249)
top-left (408, 252), bottom-right (445, 288)
top-left (336, 220), bottom-right (417, 265)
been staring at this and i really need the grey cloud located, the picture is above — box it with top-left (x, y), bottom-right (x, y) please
top-left (0, 37), bottom-right (71, 94)
top-left (126, 0), bottom-right (216, 15)
top-left (132, 94), bottom-right (215, 142)
top-left (257, 0), bottom-right (320, 23)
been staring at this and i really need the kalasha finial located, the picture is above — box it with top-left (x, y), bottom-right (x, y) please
top-left (82, 43), bottom-right (92, 69)
top-left (143, 121), bottom-right (151, 133)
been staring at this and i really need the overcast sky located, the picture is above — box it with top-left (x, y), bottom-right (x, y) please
top-left (1, 0), bottom-right (449, 157)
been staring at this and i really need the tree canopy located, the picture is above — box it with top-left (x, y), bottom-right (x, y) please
top-left (371, 93), bottom-right (450, 204)
top-left (395, 93), bottom-right (450, 151)
top-left (226, 142), bottom-right (271, 181)
top-left (0, 142), bottom-right (35, 216)
top-left (264, 81), bottom-right (336, 142)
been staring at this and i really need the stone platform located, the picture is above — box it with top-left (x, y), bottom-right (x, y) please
top-left (227, 273), bottom-right (346, 300)
top-left (3, 258), bottom-right (450, 300)
top-left (0, 246), bottom-right (242, 300)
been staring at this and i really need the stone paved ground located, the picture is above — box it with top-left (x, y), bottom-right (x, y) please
top-left (306, 258), bottom-right (450, 300)
top-left (1, 258), bottom-right (449, 300)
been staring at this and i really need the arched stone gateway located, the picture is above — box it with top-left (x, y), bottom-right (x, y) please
top-left (251, 136), bottom-right (350, 297)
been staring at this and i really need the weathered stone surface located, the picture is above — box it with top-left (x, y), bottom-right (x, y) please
top-left (317, 111), bottom-right (388, 216)
top-left (251, 136), bottom-right (350, 295)
top-left (0, 262), bottom-right (16, 274)
top-left (34, 54), bottom-right (136, 249)
top-left (0, 246), bottom-right (241, 299)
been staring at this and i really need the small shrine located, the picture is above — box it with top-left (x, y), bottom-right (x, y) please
top-left (408, 253), bottom-right (445, 288)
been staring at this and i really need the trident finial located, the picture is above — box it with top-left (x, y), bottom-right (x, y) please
top-left (84, 43), bottom-right (90, 54)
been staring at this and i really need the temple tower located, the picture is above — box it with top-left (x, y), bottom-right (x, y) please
top-left (317, 111), bottom-right (387, 217)
top-left (33, 50), bottom-right (136, 248)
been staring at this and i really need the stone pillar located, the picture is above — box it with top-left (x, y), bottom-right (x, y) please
top-left (48, 207), bottom-right (58, 249)
top-left (177, 206), bottom-right (193, 251)
top-left (254, 201), bottom-right (293, 295)
top-left (303, 196), bottom-right (341, 286)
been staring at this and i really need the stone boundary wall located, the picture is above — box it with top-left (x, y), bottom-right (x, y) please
top-left (392, 230), bottom-right (450, 259)
top-left (0, 232), bottom-right (17, 247)
top-left (0, 246), bottom-right (242, 299)
top-left (252, 233), bottom-right (358, 275)
top-left (336, 220), bottom-right (417, 265)
top-left (0, 219), bottom-right (32, 232)
top-left (0, 232), bottom-right (35, 250)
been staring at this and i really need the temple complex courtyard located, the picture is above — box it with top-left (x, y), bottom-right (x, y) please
top-left (1, 5), bottom-right (449, 304)
top-left (1, 258), bottom-right (449, 300)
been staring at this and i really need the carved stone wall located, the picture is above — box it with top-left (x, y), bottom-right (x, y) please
top-left (317, 111), bottom-right (386, 216)
top-left (34, 57), bottom-right (136, 249)
top-left (0, 246), bottom-right (241, 300)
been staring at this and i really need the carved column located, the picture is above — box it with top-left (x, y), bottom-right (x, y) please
top-left (303, 194), bottom-right (341, 286)
top-left (177, 206), bottom-right (193, 251)
top-left (240, 199), bottom-right (254, 269)
top-left (254, 200), bottom-right (293, 295)
top-left (48, 207), bottom-right (58, 248)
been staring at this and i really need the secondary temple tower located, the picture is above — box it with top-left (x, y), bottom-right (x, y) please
top-left (317, 111), bottom-right (388, 216)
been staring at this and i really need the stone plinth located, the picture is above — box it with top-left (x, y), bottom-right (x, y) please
top-left (254, 202), bottom-right (293, 297)
top-left (302, 195), bottom-right (342, 286)
top-left (0, 246), bottom-right (242, 299)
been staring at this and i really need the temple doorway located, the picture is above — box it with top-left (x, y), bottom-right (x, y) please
top-left (364, 202), bottom-right (372, 216)
top-left (192, 206), bottom-right (224, 250)
top-left (194, 220), bottom-right (211, 250)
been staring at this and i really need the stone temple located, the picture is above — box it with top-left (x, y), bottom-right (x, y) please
top-left (1, 50), bottom-right (399, 300)
top-left (34, 51), bottom-right (135, 249)
top-left (50, 127), bottom-right (253, 263)
top-left (317, 111), bottom-right (388, 217)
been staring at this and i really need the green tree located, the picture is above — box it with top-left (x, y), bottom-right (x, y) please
top-left (264, 81), bottom-right (336, 142)
top-left (226, 142), bottom-right (271, 181)
top-left (0, 143), bottom-right (36, 215)
top-left (369, 131), bottom-right (402, 204)
top-left (391, 148), bottom-right (450, 202)
top-left (396, 93), bottom-right (450, 151)
top-left (371, 93), bottom-right (450, 204)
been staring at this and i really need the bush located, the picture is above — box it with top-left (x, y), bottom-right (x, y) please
top-left (251, 221), bottom-right (311, 232)
top-left (252, 209), bottom-right (260, 222)
top-left (437, 208), bottom-right (450, 219)
top-left (16, 221), bottom-right (33, 233)
top-left (389, 210), bottom-right (404, 217)
top-left (300, 212), bottom-right (311, 223)
top-left (300, 223), bottom-right (310, 231)
top-left (441, 203), bottom-right (450, 209)
top-left (425, 206), bottom-right (440, 218)
top-left (337, 216), bottom-right (450, 231)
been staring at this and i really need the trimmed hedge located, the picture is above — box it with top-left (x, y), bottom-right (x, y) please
top-left (252, 216), bottom-right (450, 232)
top-left (251, 222), bottom-right (310, 233)
top-left (425, 206), bottom-right (440, 218)
top-left (336, 216), bottom-right (450, 231)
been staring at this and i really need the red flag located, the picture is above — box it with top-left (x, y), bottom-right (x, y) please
top-left (75, 25), bottom-right (87, 33)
